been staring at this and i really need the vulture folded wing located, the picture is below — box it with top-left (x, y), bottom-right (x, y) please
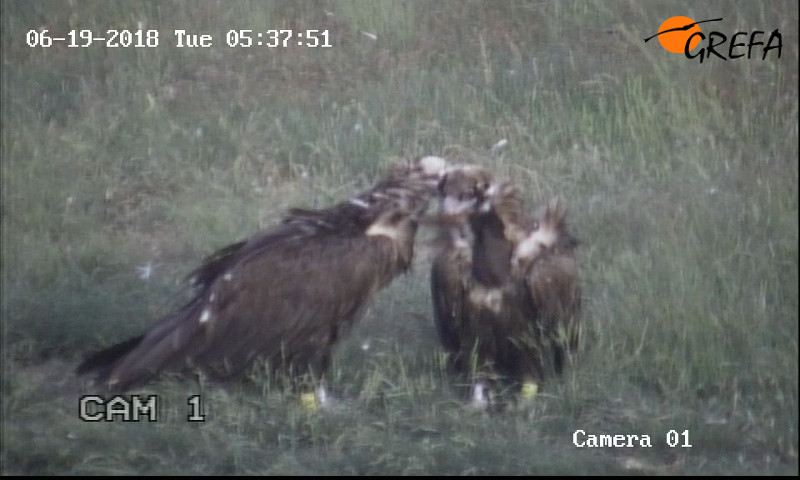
top-left (525, 243), bottom-right (581, 375)
top-left (103, 228), bottom-right (404, 390)
top-left (186, 241), bottom-right (246, 289)
top-left (431, 252), bottom-right (467, 354)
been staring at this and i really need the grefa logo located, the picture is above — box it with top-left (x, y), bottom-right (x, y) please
top-left (644, 16), bottom-right (782, 63)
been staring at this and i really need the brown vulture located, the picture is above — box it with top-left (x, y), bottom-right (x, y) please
top-left (77, 157), bottom-right (448, 407)
top-left (431, 169), bottom-right (580, 408)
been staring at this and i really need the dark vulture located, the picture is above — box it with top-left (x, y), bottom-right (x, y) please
top-left (431, 168), bottom-right (580, 408)
top-left (77, 157), bottom-right (448, 407)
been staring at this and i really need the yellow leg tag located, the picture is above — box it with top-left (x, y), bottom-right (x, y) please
top-left (521, 381), bottom-right (539, 400)
top-left (300, 392), bottom-right (318, 412)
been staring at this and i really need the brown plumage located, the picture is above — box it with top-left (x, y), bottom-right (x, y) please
top-left (520, 199), bottom-right (581, 377)
top-left (431, 171), bottom-right (580, 406)
top-left (77, 157), bottom-right (447, 393)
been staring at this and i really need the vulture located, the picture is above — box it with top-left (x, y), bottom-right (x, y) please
top-left (77, 157), bottom-right (448, 408)
top-left (431, 168), bottom-right (581, 408)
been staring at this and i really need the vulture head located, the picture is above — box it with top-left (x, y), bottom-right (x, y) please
top-left (391, 155), bottom-right (449, 189)
top-left (437, 164), bottom-right (494, 220)
top-left (511, 197), bottom-right (579, 274)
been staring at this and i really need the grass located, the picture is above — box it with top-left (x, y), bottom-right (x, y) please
top-left (2, 0), bottom-right (798, 475)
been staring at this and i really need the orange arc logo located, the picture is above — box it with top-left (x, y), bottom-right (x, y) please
top-left (656, 16), bottom-right (702, 53)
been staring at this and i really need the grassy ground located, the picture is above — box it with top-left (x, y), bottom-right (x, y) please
top-left (2, 0), bottom-right (797, 475)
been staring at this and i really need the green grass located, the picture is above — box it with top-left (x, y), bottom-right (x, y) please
top-left (2, 0), bottom-right (797, 475)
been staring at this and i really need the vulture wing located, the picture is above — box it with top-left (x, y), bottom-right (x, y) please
top-left (101, 229), bottom-right (406, 390)
top-left (431, 246), bottom-right (468, 355)
top-left (525, 238), bottom-right (581, 374)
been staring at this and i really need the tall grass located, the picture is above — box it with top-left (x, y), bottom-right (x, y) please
top-left (2, 0), bottom-right (797, 474)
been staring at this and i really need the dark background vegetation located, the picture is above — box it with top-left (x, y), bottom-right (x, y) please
top-left (2, 0), bottom-right (797, 475)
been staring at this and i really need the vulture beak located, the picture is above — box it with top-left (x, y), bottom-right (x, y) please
top-left (435, 164), bottom-right (494, 220)
top-left (512, 197), bottom-right (572, 269)
top-left (391, 155), bottom-right (449, 191)
top-left (417, 155), bottom-right (448, 184)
